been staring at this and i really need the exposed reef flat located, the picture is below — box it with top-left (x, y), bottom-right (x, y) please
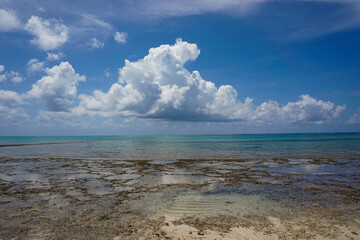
top-left (0, 155), bottom-right (359, 239)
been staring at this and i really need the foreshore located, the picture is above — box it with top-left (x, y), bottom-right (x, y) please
top-left (0, 155), bottom-right (359, 239)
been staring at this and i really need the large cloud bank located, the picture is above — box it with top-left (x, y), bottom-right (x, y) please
top-left (76, 39), bottom-right (345, 124)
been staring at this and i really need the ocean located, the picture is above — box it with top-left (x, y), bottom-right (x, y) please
top-left (1, 133), bottom-right (360, 159)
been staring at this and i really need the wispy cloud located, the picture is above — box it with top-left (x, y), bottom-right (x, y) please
top-left (277, 0), bottom-right (360, 40)
top-left (114, 31), bottom-right (128, 44)
top-left (2, 0), bottom-right (360, 41)
top-left (80, 14), bottom-right (113, 32)
top-left (87, 38), bottom-right (104, 49)
top-left (0, 8), bottom-right (21, 31)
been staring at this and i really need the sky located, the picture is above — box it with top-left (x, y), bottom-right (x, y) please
top-left (0, 0), bottom-right (360, 135)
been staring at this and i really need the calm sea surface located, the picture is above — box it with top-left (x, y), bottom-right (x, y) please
top-left (0, 133), bottom-right (360, 159)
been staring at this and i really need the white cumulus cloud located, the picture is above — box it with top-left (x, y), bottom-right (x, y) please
top-left (0, 65), bottom-right (24, 83)
top-left (8, 71), bottom-right (24, 83)
top-left (0, 105), bottom-right (28, 125)
top-left (114, 31), bottom-right (128, 44)
top-left (0, 65), bottom-right (6, 82)
top-left (253, 95), bottom-right (346, 124)
top-left (0, 89), bottom-right (27, 125)
top-left (26, 58), bottom-right (45, 74)
top-left (0, 89), bottom-right (23, 106)
top-left (0, 9), bottom-right (21, 31)
top-left (75, 39), bottom-right (345, 124)
top-left (28, 62), bottom-right (85, 111)
top-left (349, 107), bottom-right (360, 124)
top-left (46, 52), bottom-right (64, 61)
top-left (25, 16), bottom-right (69, 51)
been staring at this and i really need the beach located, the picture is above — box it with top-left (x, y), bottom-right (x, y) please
top-left (0, 134), bottom-right (359, 239)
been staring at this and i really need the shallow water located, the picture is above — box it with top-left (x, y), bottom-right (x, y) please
top-left (0, 134), bottom-right (359, 239)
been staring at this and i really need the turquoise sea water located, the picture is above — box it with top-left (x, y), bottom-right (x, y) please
top-left (0, 133), bottom-right (360, 159)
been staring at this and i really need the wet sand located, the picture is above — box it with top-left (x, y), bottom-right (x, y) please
top-left (0, 156), bottom-right (359, 239)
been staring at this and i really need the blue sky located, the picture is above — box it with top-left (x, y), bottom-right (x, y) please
top-left (0, 0), bottom-right (360, 135)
